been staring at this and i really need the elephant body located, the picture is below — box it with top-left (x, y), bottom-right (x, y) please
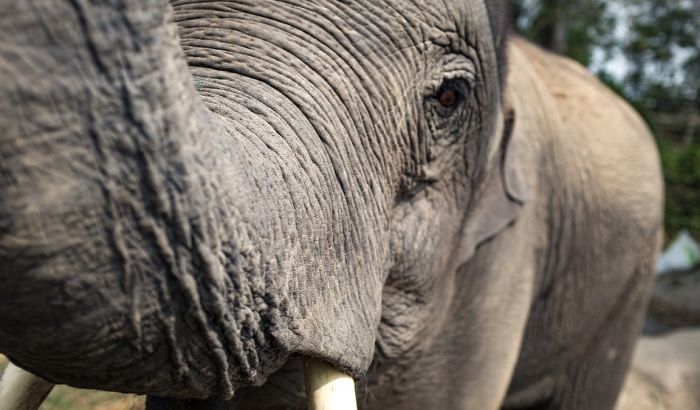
top-left (194, 38), bottom-right (662, 410)
top-left (499, 39), bottom-right (662, 409)
top-left (0, 1), bottom-right (662, 409)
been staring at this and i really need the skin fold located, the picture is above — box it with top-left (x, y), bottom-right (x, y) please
top-left (0, 1), bottom-right (662, 409)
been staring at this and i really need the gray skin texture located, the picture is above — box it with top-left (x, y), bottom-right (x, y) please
top-left (0, 0), bottom-right (663, 409)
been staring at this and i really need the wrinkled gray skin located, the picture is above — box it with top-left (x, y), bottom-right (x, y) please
top-left (0, 0), bottom-right (663, 409)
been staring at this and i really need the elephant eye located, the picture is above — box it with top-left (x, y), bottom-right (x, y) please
top-left (438, 87), bottom-right (460, 108)
top-left (433, 79), bottom-right (466, 114)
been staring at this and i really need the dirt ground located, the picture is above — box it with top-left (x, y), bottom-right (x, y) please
top-left (617, 328), bottom-right (700, 410)
top-left (617, 268), bottom-right (700, 410)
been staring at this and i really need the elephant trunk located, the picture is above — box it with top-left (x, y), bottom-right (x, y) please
top-left (0, 0), bottom-right (380, 400)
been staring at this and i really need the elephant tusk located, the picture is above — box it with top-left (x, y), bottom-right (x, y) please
top-left (303, 358), bottom-right (357, 410)
top-left (0, 362), bottom-right (54, 410)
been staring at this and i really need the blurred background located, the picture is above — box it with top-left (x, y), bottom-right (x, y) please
top-left (1, 1), bottom-right (698, 409)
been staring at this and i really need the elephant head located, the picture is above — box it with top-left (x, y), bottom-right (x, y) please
top-left (0, 0), bottom-right (526, 405)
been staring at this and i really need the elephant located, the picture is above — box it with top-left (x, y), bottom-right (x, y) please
top-left (0, 0), bottom-right (663, 409)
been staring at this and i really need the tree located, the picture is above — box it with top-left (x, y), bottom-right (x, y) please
top-left (620, 0), bottom-right (699, 116)
top-left (620, 0), bottom-right (700, 238)
top-left (511, 0), bottom-right (615, 66)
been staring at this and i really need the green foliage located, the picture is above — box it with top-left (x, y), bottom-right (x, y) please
top-left (512, 0), bottom-right (616, 66)
top-left (620, 0), bottom-right (699, 111)
top-left (658, 140), bottom-right (700, 239)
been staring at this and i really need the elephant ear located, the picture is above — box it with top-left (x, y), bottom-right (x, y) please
top-left (456, 106), bottom-right (528, 265)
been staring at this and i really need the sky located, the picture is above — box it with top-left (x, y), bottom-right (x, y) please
top-left (589, 2), bottom-right (631, 80)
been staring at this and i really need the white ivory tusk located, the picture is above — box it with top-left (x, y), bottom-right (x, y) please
top-left (0, 362), bottom-right (54, 410)
top-left (303, 358), bottom-right (357, 410)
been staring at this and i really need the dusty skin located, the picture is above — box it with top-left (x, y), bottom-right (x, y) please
top-left (0, 1), bottom-right (662, 409)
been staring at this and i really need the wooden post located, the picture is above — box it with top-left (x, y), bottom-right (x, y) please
top-left (303, 358), bottom-right (357, 410)
top-left (0, 362), bottom-right (54, 410)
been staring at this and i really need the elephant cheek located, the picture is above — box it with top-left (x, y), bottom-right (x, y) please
top-left (378, 192), bottom-right (462, 358)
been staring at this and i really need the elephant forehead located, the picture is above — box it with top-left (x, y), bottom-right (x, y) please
top-left (171, 0), bottom-right (494, 59)
top-left (170, 0), bottom-right (500, 137)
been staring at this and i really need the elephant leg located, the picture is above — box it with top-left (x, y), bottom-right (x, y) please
top-left (503, 258), bottom-right (655, 410)
top-left (543, 265), bottom-right (653, 410)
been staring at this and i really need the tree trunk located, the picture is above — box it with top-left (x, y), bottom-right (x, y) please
top-left (535, 0), bottom-right (568, 54)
